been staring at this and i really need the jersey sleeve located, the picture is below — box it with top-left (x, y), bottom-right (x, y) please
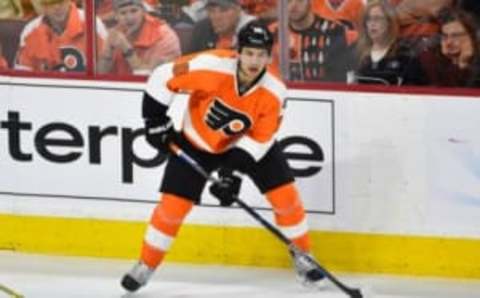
top-left (145, 50), bottom-right (234, 107)
top-left (166, 50), bottom-right (235, 94)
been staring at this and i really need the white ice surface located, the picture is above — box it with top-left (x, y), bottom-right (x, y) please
top-left (0, 251), bottom-right (479, 298)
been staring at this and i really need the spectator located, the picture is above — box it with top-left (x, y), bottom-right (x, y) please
top-left (420, 9), bottom-right (480, 87)
top-left (270, 0), bottom-right (354, 82)
top-left (350, 0), bottom-right (426, 85)
top-left (97, 0), bottom-right (181, 75)
top-left (186, 0), bottom-right (255, 53)
top-left (0, 0), bottom-right (24, 19)
top-left (241, 0), bottom-right (278, 25)
top-left (313, 0), bottom-right (365, 30)
top-left (389, 0), bottom-right (455, 52)
top-left (15, 0), bottom-right (107, 72)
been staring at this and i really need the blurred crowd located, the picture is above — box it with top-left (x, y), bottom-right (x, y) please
top-left (0, 0), bottom-right (479, 88)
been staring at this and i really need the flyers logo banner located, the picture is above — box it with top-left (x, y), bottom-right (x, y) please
top-left (205, 99), bottom-right (252, 136)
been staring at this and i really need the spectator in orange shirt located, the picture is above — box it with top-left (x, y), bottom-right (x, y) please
top-left (15, 0), bottom-right (107, 72)
top-left (97, 0), bottom-right (181, 75)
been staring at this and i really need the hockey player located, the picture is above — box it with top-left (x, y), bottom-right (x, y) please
top-left (121, 20), bottom-right (325, 292)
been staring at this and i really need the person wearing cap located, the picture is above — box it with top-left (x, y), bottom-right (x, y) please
top-left (120, 20), bottom-right (325, 293)
top-left (97, 0), bottom-right (181, 75)
top-left (185, 0), bottom-right (256, 53)
top-left (14, 0), bottom-right (107, 72)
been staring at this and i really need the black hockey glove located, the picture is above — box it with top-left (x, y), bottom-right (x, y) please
top-left (144, 116), bottom-right (175, 154)
top-left (209, 168), bottom-right (242, 207)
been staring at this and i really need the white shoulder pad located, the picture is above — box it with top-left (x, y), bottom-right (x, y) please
top-left (145, 62), bottom-right (176, 106)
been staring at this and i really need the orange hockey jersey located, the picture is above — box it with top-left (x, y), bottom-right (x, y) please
top-left (145, 49), bottom-right (287, 160)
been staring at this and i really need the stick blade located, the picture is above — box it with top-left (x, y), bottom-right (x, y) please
top-left (349, 288), bottom-right (363, 298)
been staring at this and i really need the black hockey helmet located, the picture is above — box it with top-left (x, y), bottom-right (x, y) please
top-left (237, 20), bottom-right (274, 54)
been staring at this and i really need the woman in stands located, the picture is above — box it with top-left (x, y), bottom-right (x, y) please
top-left (351, 0), bottom-right (427, 86)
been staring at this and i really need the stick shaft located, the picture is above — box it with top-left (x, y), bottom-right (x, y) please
top-left (169, 144), bottom-right (362, 298)
top-left (0, 283), bottom-right (23, 298)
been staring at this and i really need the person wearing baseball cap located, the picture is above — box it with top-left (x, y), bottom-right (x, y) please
top-left (97, 0), bottom-right (181, 75)
top-left (15, 0), bottom-right (107, 72)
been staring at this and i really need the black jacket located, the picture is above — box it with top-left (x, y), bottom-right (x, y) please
top-left (354, 43), bottom-right (428, 86)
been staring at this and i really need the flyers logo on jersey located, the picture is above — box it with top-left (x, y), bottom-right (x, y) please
top-left (53, 47), bottom-right (86, 72)
top-left (205, 99), bottom-right (252, 136)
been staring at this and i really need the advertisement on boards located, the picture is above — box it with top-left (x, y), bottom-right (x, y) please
top-left (0, 82), bottom-right (335, 214)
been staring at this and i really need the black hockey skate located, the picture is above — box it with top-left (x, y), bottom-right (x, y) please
top-left (121, 261), bottom-right (154, 292)
top-left (291, 251), bottom-right (326, 288)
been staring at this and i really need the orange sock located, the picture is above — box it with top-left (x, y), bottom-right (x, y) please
top-left (266, 183), bottom-right (311, 252)
top-left (141, 193), bottom-right (193, 268)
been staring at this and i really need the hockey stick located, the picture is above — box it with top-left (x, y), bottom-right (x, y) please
top-left (0, 283), bottom-right (24, 298)
top-left (168, 143), bottom-right (363, 298)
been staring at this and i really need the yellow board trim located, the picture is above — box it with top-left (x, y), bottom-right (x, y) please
top-left (1, 213), bottom-right (479, 279)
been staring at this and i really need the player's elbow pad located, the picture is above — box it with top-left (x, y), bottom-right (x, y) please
top-left (142, 92), bottom-right (169, 120)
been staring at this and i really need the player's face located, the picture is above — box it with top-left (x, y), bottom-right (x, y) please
top-left (288, 0), bottom-right (310, 23)
top-left (42, 0), bottom-right (71, 26)
top-left (116, 5), bottom-right (145, 36)
top-left (366, 6), bottom-right (389, 43)
top-left (238, 47), bottom-right (271, 81)
top-left (207, 5), bottom-right (240, 36)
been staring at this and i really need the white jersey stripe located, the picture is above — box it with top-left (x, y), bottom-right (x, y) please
top-left (144, 225), bottom-right (173, 252)
top-left (188, 53), bottom-right (236, 76)
top-left (261, 73), bottom-right (287, 108)
top-left (279, 218), bottom-right (309, 239)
